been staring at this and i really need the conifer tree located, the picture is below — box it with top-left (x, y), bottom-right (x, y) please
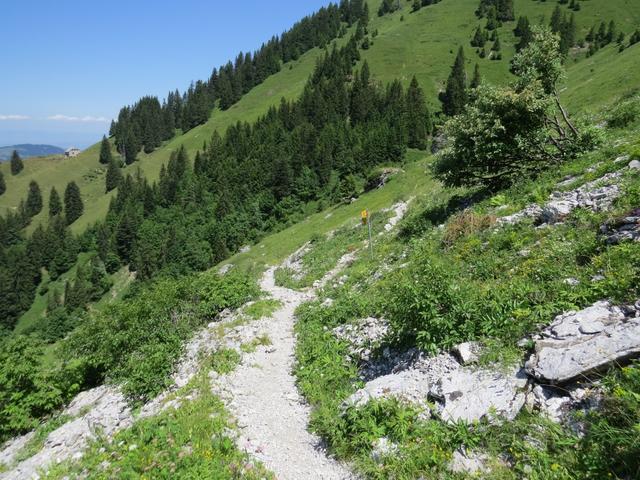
top-left (440, 46), bottom-right (467, 116)
top-left (485, 7), bottom-right (499, 30)
top-left (26, 180), bottom-right (43, 217)
top-left (105, 159), bottom-right (123, 193)
top-left (99, 135), bottom-right (113, 164)
top-left (514, 16), bottom-right (530, 37)
top-left (124, 129), bottom-right (140, 165)
top-left (49, 187), bottom-right (62, 217)
top-left (492, 35), bottom-right (501, 52)
top-left (470, 63), bottom-right (482, 89)
top-left (550, 5), bottom-right (562, 33)
top-left (10, 150), bottom-right (24, 175)
top-left (412, 0), bottom-right (421, 12)
top-left (64, 181), bottom-right (84, 225)
top-left (0, 171), bottom-right (5, 196)
top-left (406, 76), bottom-right (432, 149)
top-left (471, 26), bottom-right (486, 47)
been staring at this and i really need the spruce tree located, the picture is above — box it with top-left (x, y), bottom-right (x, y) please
top-left (105, 159), bottom-right (123, 193)
top-left (49, 187), bottom-right (62, 217)
top-left (64, 181), bottom-right (84, 225)
top-left (0, 170), bottom-right (5, 196)
top-left (99, 135), bottom-right (113, 164)
top-left (492, 35), bottom-right (501, 52)
top-left (10, 150), bottom-right (24, 175)
top-left (470, 63), bottom-right (482, 89)
top-left (550, 5), bottom-right (562, 33)
top-left (471, 26), bottom-right (486, 47)
top-left (124, 129), bottom-right (140, 165)
top-left (406, 76), bottom-right (432, 149)
top-left (26, 180), bottom-right (43, 217)
top-left (441, 46), bottom-right (467, 116)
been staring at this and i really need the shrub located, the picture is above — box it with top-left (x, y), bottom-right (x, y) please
top-left (441, 210), bottom-right (496, 247)
top-left (606, 95), bottom-right (640, 128)
top-left (65, 271), bottom-right (256, 402)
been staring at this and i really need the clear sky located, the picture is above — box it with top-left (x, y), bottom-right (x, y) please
top-left (1, 0), bottom-right (332, 149)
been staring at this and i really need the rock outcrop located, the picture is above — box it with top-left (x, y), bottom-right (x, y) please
top-left (498, 169), bottom-right (626, 226)
top-left (438, 366), bottom-right (528, 423)
top-left (600, 209), bottom-right (640, 244)
top-left (526, 300), bottom-right (640, 384)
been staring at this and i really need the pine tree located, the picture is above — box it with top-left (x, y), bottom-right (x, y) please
top-left (26, 180), bottom-right (43, 217)
top-left (550, 6), bottom-right (563, 33)
top-left (492, 35), bottom-right (501, 52)
top-left (514, 16), bottom-right (529, 37)
top-left (441, 46), bottom-right (467, 116)
top-left (10, 150), bottom-right (24, 175)
top-left (99, 135), bottom-right (113, 164)
top-left (405, 76), bottom-right (432, 149)
top-left (64, 181), bottom-right (84, 225)
top-left (105, 159), bottom-right (123, 193)
top-left (485, 7), bottom-right (499, 30)
top-left (412, 0), bottom-right (421, 12)
top-left (0, 171), bottom-right (5, 196)
top-left (49, 187), bottom-right (62, 217)
top-left (471, 26), bottom-right (486, 47)
top-left (124, 129), bottom-right (140, 165)
top-left (470, 63), bottom-right (482, 89)
top-left (606, 20), bottom-right (616, 44)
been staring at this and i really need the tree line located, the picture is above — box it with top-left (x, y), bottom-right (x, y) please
top-left (109, 1), bottom-right (371, 162)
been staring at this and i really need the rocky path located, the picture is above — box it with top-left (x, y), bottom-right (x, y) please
top-left (213, 266), bottom-right (354, 480)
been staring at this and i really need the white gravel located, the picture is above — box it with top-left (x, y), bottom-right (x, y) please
top-left (212, 266), bottom-right (355, 480)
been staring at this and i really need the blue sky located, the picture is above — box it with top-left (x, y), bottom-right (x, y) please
top-left (1, 0), bottom-right (332, 148)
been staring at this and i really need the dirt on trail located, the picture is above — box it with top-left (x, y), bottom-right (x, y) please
top-left (212, 264), bottom-right (356, 480)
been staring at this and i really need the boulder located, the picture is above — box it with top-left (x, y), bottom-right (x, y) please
top-left (370, 437), bottom-right (399, 464)
top-left (438, 366), bottom-right (529, 423)
top-left (629, 159), bottom-right (640, 170)
top-left (525, 301), bottom-right (640, 384)
top-left (449, 448), bottom-right (490, 475)
top-left (343, 369), bottom-right (434, 413)
top-left (600, 209), bottom-right (640, 244)
top-left (452, 341), bottom-right (482, 365)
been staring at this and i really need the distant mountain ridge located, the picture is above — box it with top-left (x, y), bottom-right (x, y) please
top-left (0, 144), bottom-right (65, 161)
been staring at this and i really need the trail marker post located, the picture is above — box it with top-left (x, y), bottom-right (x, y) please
top-left (361, 209), bottom-right (373, 259)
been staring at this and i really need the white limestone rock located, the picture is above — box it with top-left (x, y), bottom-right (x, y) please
top-left (525, 300), bottom-right (640, 384)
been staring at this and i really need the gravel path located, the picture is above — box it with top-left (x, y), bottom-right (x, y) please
top-left (213, 265), bottom-right (355, 480)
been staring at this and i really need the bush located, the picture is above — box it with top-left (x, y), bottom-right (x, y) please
top-left (0, 336), bottom-right (86, 441)
top-left (441, 210), bottom-right (496, 247)
top-left (65, 271), bottom-right (257, 402)
top-left (606, 96), bottom-right (640, 128)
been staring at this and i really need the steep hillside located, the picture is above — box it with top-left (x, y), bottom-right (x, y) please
top-left (2, 0), bottom-right (638, 234)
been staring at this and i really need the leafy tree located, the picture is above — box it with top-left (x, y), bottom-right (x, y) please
top-left (105, 159), bottom-right (123, 193)
top-left (440, 47), bottom-right (468, 116)
top-left (10, 150), bottom-right (24, 175)
top-left (434, 26), bottom-right (597, 189)
top-left (25, 180), bottom-right (43, 217)
top-left (0, 171), bottom-right (5, 196)
top-left (99, 135), bottom-right (113, 164)
top-left (64, 181), bottom-right (84, 225)
top-left (406, 76), bottom-right (432, 149)
top-left (48, 187), bottom-right (62, 217)
top-left (412, 0), bottom-right (421, 12)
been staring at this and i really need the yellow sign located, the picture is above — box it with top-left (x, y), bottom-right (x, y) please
top-left (361, 209), bottom-right (368, 225)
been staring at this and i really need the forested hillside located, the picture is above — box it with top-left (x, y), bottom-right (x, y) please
top-left (1, 0), bottom-right (640, 478)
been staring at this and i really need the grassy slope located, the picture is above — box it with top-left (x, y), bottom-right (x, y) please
top-left (3, 0), bottom-right (639, 235)
top-left (218, 150), bottom-right (436, 273)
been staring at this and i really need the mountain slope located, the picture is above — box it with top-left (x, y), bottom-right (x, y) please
top-left (0, 145), bottom-right (64, 161)
top-left (2, 0), bottom-right (639, 235)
